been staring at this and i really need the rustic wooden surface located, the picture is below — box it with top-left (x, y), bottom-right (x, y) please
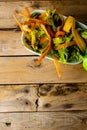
top-left (0, 0), bottom-right (87, 130)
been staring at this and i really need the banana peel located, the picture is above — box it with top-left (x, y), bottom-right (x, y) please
top-left (72, 17), bottom-right (86, 53)
top-left (63, 16), bottom-right (74, 33)
top-left (63, 15), bottom-right (86, 53)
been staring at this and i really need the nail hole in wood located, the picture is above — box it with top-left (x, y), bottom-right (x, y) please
top-left (44, 103), bottom-right (51, 108)
top-left (24, 89), bottom-right (29, 94)
top-left (5, 122), bottom-right (11, 127)
top-left (25, 100), bottom-right (32, 106)
top-left (62, 103), bottom-right (74, 109)
top-left (25, 101), bottom-right (29, 105)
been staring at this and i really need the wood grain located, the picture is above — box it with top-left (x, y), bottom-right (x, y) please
top-left (0, 1), bottom-right (87, 129)
top-left (0, 1), bottom-right (87, 28)
top-left (0, 111), bottom-right (87, 130)
top-left (0, 83), bottom-right (87, 112)
top-left (0, 57), bottom-right (87, 84)
top-left (0, 31), bottom-right (33, 56)
top-left (38, 83), bottom-right (87, 111)
top-left (0, 85), bottom-right (38, 112)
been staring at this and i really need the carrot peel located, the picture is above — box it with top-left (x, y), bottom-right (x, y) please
top-left (55, 30), bottom-right (65, 37)
top-left (55, 40), bottom-right (76, 50)
top-left (53, 55), bottom-right (61, 78)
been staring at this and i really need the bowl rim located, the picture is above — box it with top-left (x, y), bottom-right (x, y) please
top-left (21, 9), bottom-right (87, 65)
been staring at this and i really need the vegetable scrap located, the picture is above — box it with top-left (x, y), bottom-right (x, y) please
top-left (83, 48), bottom-right (87, 71)
top-left (13, 7), bottom-right (87, 78)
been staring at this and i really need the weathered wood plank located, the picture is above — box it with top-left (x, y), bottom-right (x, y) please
top-left (0, 1), bottom-right (87, 28)
top-left (38, 83), bottom-right (87, 111)
top-left (0, 83), bottom-right (87, 112)
top-left (0, 57), bottom-right (87, 84)
top-left (0, 111), bottom-right (87, 130)
top-left (0, 85), bottom-right (38, 112)
top-left (0, 31), bottom-right (33, 56)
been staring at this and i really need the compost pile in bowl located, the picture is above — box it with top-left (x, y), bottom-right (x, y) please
top-left (13, 7), bottom-right (87, 77)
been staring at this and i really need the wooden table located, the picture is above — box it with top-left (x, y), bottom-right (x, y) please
top-left (0, 0), bottom-right (87, 130)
